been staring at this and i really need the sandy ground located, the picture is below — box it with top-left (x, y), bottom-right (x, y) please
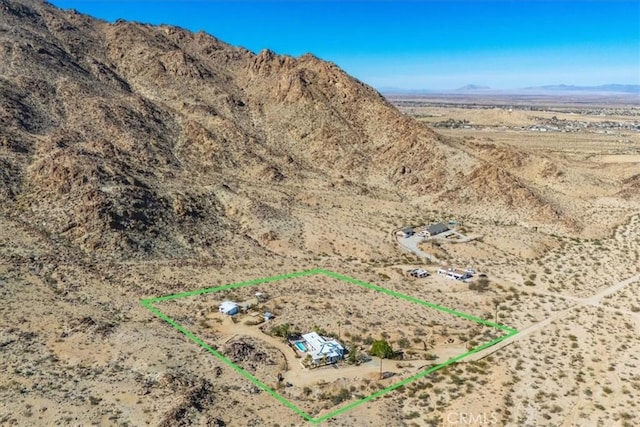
top-left (2, 99), bottom-right (640, 426)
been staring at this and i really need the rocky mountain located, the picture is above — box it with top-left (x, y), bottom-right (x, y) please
top-left (0, 0), bottom-right (568, 260)
top-left (5, 3), bottom-right (639, 425)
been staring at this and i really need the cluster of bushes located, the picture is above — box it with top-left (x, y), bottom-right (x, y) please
top-left (269, 323), bottom-right (297, 339)
top-left (319, 388), bottom-right (351, 405)
top-left (469, 277), bottom-right (490, 292)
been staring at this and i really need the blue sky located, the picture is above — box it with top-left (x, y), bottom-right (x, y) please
top-left (52, 1), bottom-right (640, 90)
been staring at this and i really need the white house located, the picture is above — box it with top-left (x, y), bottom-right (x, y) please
top-left (437, 268), bottom-right (471, 281)
top-left (301, 332), bottom-right (344, 365)
top-left (219, 301), bottom-right (239, 315)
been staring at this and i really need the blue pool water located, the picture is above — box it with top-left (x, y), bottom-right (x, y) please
top-left (295, 342), bottom-right (306, 352)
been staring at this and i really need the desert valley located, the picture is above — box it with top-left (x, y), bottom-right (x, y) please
top-left (1, 0), bottom-right (639, 426)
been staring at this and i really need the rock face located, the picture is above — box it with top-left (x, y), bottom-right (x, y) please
top-left (156, 374), bottom-right (216, 427)
top-left (224, 338), bottom-right (270, 364)
top-left (0, 0), bottom-right (567, 259)
top-left (619, 174), bottom-right (640, 199)
top-left (223, 337), bottom-right (276, 373)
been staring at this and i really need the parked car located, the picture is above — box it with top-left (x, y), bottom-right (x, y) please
top-left (408, 268), bottom-right (429, 278)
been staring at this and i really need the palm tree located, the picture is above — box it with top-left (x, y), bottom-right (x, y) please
top-left (281, 323), bottom-right (291, 343)
top-left (347, 343), bottom-right (358, 364)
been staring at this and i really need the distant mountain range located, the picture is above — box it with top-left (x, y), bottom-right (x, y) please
top-left (380, 84), bottom-right (640, 95)
top-left (523, 84), bottom-right (640, 94)
top-left (455, 84), bottom-right (491, 91)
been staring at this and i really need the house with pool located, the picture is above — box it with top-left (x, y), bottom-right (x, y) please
top-left (292, 332), bottom-right (345, 366)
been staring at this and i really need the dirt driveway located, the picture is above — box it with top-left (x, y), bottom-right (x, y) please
top-left (214, 314), bottom-right (469, 387)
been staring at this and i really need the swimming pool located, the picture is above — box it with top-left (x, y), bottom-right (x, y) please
top-left (295, 342), bottom-right (306, 352)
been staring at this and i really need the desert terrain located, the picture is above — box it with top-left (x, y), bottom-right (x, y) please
top-left (1, 0), bottom-right (640, 426)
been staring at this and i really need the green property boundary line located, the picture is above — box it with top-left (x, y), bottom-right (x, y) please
top-left (140, 268), bottom-right (519, 424)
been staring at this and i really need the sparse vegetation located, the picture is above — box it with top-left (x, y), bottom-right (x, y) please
top-left (2, 5), bottom-right (639, 424)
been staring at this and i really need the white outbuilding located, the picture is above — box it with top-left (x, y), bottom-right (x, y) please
top-left (219, 301), bottom-right (239, 315)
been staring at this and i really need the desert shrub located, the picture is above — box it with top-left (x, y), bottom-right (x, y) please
top-left (332, 388), bottom-right (351, 405)
top-left (469, 277), bottom-right (490, 292)
top-left (404, 411), bottom-right (420, 419)
top-left (397, 337), bottom-right (411, 348)
top-left (88, 396), bottom-right (102, 405)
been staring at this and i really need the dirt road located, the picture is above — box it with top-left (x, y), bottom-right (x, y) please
top-left (467, 273), bottom-right (640, 361)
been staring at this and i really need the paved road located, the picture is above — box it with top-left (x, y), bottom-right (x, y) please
top-left (394, 228), bottom-right (480, 263)
top-left (395, 232), bottom-right (439, 263)
top-left (466, 273), bottom-right (640, 361)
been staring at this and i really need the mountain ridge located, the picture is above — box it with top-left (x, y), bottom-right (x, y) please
top-left (0, 0), bottom-right (572, 260)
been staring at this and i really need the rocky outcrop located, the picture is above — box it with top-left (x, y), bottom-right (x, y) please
top-left (0, 0), bottom-right (572, 260)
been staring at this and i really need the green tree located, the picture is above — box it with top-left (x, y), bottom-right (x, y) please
top-left (370, 339), bottom-right (394, 359)
top-left (303, 354), bottom-right (312, 368)
top-left (347, 343), bottom-right (359, 364)
top-left (270, 323), bottom-right (292, 341)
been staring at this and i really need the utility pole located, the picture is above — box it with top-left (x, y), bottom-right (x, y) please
top-left (379, 356), bottom-right (383, 380)
top-left (423, 329), bottom-right (433, 352)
